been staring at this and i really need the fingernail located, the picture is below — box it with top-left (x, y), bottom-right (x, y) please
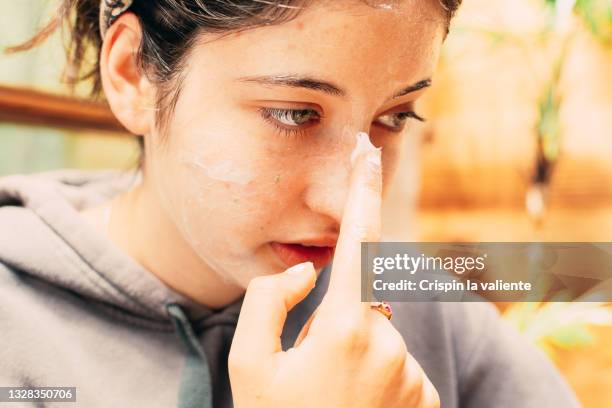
top-left (286, 262), bottom-right (313, 275)
top-left (350, 132), bottom-right (381, 169)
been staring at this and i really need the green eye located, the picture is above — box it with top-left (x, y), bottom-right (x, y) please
top-left (375, 111), bottom-right (425, 132)
top-left (264, 108), bottom-right (320, 127)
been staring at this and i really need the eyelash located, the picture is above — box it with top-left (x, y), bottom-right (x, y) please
top-left (376, 111), bottom-right (426, 132)
top-left (258, 107), bottom-right (425, 137)
top-left (259, 107), bottom-right (320, 137)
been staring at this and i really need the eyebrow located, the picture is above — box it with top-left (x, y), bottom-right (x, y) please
top-left (238, 75), bottom-right (345, 97)
top-left (237, 75), bottom-right (432, 100)
top-left (392, 79), bottom-right (432, 98)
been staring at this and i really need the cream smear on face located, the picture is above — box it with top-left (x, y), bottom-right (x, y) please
top-left (180, 154), bottom-right (253, 186)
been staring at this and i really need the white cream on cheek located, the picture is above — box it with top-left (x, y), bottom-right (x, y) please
top-left (181, 154), bottom-right (253, 186)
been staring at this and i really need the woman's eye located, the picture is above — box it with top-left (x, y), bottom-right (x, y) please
top-left (261, 108), bottom-right (321, 128)
top-left (375, 111), bottom-right (425, 132)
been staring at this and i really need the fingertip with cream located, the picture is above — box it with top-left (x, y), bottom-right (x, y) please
top-left (350, 132), bottom-right (382, 171)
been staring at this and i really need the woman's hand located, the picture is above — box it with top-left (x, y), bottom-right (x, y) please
top-left (229, 134), bottom-right (440, 408)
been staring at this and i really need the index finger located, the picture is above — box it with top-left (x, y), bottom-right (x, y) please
top-left (327, 132), bottom-right (383, 303)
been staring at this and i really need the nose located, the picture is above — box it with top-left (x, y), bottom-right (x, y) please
top-left (301, 126), bottom-right (363, 227)
top-left (302, 169), bottom-right (349, 229)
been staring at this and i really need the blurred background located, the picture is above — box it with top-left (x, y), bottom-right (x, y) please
top-left (1, 0), bottom-right (611, 406)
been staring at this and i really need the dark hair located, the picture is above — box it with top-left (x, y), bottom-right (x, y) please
top-left (10, 0), bottom-right (461, 139)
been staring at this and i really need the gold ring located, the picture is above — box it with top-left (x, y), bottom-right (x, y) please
top-left (370, 301), bottom-right (393, 320)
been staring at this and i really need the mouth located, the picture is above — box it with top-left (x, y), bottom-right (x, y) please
top-left (270, 241), bottom-right (336, 270)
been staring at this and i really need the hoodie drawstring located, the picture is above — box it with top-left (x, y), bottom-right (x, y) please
top-left (166, 303), bottom-right (213, 408)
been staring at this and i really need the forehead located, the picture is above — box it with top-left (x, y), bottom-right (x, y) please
top-left (186, 1), bottom-right (445, 99)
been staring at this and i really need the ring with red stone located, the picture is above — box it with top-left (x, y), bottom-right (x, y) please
top-left (369, 301), bottom-right (393, 320)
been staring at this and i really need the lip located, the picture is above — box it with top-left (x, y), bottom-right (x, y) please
top-left (271, 241), bottom-right (336, 270)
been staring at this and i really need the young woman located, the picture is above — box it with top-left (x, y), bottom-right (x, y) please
top-left (0, 1), bottom-right (580, 407)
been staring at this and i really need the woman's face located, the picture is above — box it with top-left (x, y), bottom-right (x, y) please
top-left (145, 0), bottom-right (445, 287)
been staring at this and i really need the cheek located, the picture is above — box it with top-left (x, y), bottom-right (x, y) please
top-left (148, 144), bottom-right (291, 284)
top-left (174, 155), bottom-right (280, 240)
top-left (181, 162), bottom-right (298, 228)
top-left (383, 144), bottom-right (401, 174)
top-left (151, 127), bottom-right (302, 250)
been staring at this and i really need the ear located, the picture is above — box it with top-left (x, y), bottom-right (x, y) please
top-left (100, 13), bottom-right (156, 135)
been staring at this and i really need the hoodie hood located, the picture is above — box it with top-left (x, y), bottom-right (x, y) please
top-left (0, 169), bottom-right (232, 325)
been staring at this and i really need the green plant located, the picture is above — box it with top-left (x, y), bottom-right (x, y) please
top-left (503, 302), bottom-right (612, 360)
top-left (574, 0), bottom-right (612, 44)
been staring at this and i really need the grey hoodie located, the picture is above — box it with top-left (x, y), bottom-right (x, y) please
top-left (0, 170), bottom-right (580, 408)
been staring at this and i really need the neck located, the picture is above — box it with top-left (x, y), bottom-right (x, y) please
top-left (81, 180), bottom-right (245, 309)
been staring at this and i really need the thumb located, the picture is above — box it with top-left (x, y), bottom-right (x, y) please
top-left (231, 262), bottom-right (317, 358)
